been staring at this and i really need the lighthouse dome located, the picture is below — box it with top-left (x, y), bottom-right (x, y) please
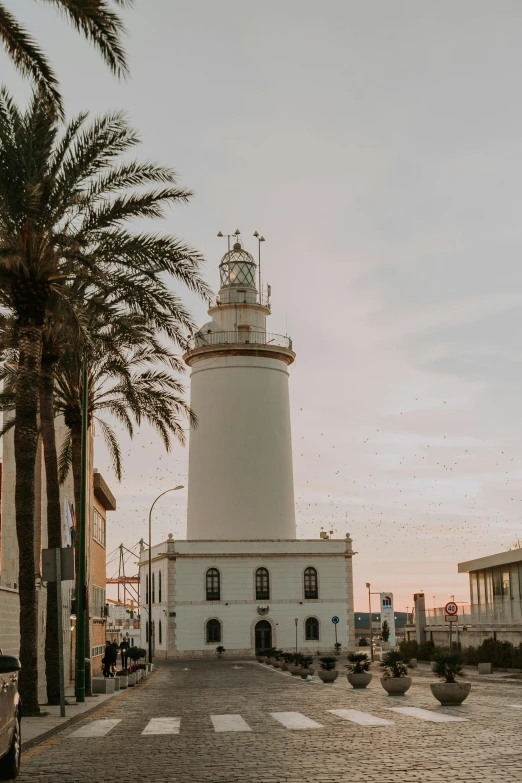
top-left (219, 242), bottom-right (256, 290)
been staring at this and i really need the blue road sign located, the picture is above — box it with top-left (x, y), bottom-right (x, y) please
top-left (332, 616), bottom-right (340, 624)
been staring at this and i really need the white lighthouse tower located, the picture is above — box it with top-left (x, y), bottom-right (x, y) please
top-left (139, 231), bottom-right (355, 659)
top-left (185, 235), bottom-right (296, 540)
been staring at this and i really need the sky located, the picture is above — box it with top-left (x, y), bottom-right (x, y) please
top-left (2, 0), bottom-right (522, 611)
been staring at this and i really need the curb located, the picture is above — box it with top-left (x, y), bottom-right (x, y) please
top-left (22, 669), bottom-right (160, 754)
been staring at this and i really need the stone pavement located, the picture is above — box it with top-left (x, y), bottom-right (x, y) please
top-left (17, 659), bottom-right (522, 782)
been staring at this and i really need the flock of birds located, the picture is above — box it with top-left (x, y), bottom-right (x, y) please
top-left (99, 396), bottom-right (521, 603)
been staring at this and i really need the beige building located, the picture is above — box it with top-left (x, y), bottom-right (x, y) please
top-left (0, 418), bottom-right (115, 698)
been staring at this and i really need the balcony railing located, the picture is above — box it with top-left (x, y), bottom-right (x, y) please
top-left (189, 330), bottom-right (292, 351)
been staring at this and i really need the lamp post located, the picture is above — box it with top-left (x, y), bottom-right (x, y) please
top-left (76, 357), bottom-right (89, 703)
top-left (365, 583), bottom-right (373, 662)
top-left (147, 486), bottom-right (183, 664)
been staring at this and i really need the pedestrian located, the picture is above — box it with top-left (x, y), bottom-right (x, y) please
top-left (102, 640), bottom-right (116, 678)
top-left (120, 636), bottom-right (130, 669)
top-left (111, 639), bottom-right (120, 676)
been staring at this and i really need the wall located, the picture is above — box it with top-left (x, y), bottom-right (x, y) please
top-left (186, 354), bottom-right (296, 540)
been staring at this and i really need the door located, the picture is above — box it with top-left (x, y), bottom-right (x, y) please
top-left (255, 620), bottom-right (272, 652)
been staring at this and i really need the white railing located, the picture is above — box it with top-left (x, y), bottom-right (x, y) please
top-left (190, 330), bottom-right (292, 351)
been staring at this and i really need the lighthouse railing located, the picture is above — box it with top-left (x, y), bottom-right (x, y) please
top-left (190, 330), bottom-right (292, 351)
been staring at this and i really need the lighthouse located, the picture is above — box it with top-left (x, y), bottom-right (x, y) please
top-left (139, 231), bottom-right (355, 659)
top-left (184, 235), bottom-right (296, 540)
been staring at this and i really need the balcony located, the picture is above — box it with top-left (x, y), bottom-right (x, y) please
top-left (190, 330), bottom-right (292, 351)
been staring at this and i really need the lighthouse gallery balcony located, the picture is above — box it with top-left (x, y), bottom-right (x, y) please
top-left (189, 330), bottom-right (292, 350)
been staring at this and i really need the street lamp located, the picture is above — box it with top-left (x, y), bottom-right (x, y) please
top-left (365, 583), bottom-right (373, 661)
top-left (147, 486), bottom-right (183, 664)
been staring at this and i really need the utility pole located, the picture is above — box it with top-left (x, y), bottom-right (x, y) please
top-left (76, 357), bottom-right (88, 703)
top-left (366, 583), bottom-right (373, 661)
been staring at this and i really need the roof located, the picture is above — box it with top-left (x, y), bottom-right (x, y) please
top-left (93, 471), bottom-right (116, 511)
top-left (458, 548), bottom-right (522, 573)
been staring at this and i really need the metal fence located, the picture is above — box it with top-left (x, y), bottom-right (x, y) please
top-left (190, 330), bottom-right (292, 351)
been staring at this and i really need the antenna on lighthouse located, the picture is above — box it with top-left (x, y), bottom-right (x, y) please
top-left (253, 231), bottom-right (265, 301)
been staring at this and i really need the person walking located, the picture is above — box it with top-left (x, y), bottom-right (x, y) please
top-left (102, 641), bottom-right (116, 678)
top-left (111, 639), bottom-right (120, 676)
top-left (120, 636), bottom-right (130, 669)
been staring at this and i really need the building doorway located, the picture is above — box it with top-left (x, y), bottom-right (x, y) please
top-left (255, 620), bottom-right (272, 651)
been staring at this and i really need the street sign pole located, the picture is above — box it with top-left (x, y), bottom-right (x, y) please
top-left (55, 548), bottom-right (66, 717)
top-left (449, 621), bottom-right (453, 650)
top-left (334, 623), bottom-right (338, 648)
top-left (294, 617), bottom-right (298, 655)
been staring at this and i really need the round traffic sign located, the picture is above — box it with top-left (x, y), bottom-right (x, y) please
top-left (332, 616), bottom-right (339, 624)
top-left (445, 601), bottom-right (458, 615)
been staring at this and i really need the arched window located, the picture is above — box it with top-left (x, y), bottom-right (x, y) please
top-left (256, 567), bottom-right (270, 600)
top-left (152, 572), bottom-right (155, 603)
top-left (304, 567), bottom-right (318, 599)
top-left (305, 617), bottom-right (319, 641)
top-left (206, 618), bottom-right (222, 643)
top-left (158, 620), bottom-right (162, 645)
top-left (159, 571), bottom-right (162, 603)
top-left (206, 568), bottom-right (220, 601)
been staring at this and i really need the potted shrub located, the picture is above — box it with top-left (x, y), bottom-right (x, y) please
top-left (334, 642), bottom-right (342, 656)
top-left (116, 669), bottom-right (128, 688)
top-left (379, 650), bottom-right (412, 695)
top-left (346, 652), bottom-right (372, 688)
top-left (272, 649), bottom-right (284, 668)
top-left (318, 656), bottom-right (338, 683)
top-left (256, 648), bottom-right (266, 664)
top-left (297, 655), bottom-right (315, 679)
top-left (289, 653), bottom-right (303, 676)
top-left (216, 646), bottom-right (225, 659)
top-left (281, 652), bottom-right (294, 671)
top-left (128, 668), bottom-right (137, 686)
top-left (430, 653), bottom-right (471, 705)
top-left (264, 648), bottom-right (276, 666)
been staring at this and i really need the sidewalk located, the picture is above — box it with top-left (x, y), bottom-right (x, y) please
top-left (413, 660), bottom-right (522, 682)
top-left (23, 684), bottom-right (119, 747)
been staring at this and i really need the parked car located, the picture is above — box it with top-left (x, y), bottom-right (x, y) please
top-left (0, 654), bottom-right (21, 779)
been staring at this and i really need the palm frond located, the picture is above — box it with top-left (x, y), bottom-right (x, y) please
top-left (96, 416), bottom-right (123, 480)
top-left (58, 428), bottom-right (72, 484)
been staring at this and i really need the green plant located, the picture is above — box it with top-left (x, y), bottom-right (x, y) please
top-left (432, 652), bottom-right (463, 683)
top-left (358, 638), bottom-right (368, 646)
top-left (116, 669), bottom-right (128, 676)
top-left (299, 655), bottom-right (314, 669)
top-left (273, 649), bottom-right (284, 661)
top-left (264, 648), bottom-right (276, 659)
top-left (381, 620), bottom-right (390, 643)
top-left (293, 653), bottom-right (305, 667)
top-left (138, 663), bottom-right (147, 670)
top-left (346, 652), bottom-right (370, 674)
top-left (216, 646), bottom-right (225, 655)
top-left (319, 656), bottom-right (337, 671)
top-left (334, 642), bottom-right (341, 653)
top-left (380, 650), bottom-right (408, 678)
top-left (127, 647), bottom-right (140, 662)
top-left (282, 652), bottom-right (295, 664)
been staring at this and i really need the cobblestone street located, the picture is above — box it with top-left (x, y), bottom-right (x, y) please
top-left (18, 660), bottom-right (522, 783)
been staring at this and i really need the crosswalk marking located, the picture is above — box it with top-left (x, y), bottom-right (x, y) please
top-left (388, 707), bottom-right (468, 723)
top-left (328, 709), bottom-right (394, 726)
top-left (142, 718), bottom-right (181, 735)
top-left (70, 719), bottom-right (122, 738)
top-left (270, 712), bottom-right (323, 729)
top-left (211, 714), bottom-right (252, 732)
top-left (508, 705), bottom-right (522, 710)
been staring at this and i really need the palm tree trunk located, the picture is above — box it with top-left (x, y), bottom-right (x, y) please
top-left (40, 354), bottom-right (61, 705)
top-left (14, 323), bottom-right (43, 715)
top-left (71, 422), bottom-right (92, 695)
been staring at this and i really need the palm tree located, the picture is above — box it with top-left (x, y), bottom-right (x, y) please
top-left (0, 89), bottom-right (210, 713)
top-left (0, 0), bottom-right (132, 117)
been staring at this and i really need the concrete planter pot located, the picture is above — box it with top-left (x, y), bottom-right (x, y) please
top-left (118, 675), bottom-right (128, 689)
top-left (298, 668), bottom-right (315, 679)
top-left (478, 662), bottom-right (492, 674)
top-left (288, 665), bottom-right (301, 676)
top-left (128, 672), bottom-right (137, 686)
top-left (281, 663), bottom-right (289, 671)
top-left (256, 656), bottom-right (265, 664)
top-left (380, 676), bottom-right (412, 695)
top-left (318, 670), bottom-right (339, 683)
top-left (273, 660), bottom-right (283, 669)
top-left (139, 667), bottom-right (148, 678)
top-left (147, 663), bottom-right (154, 673)
top-left (136, 670), bottom-right (142, 682)
top-left (430, 661), bottom-right (438, 672)
top-left (347, 672), bottom-right (372, 689)
top-left (430, 682), bottom-right (471, 705)
top-left (409, 658), bottom-right (418, 669)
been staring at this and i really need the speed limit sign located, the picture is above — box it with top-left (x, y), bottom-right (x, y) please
top-left (445, 601), bottom-right (458, 616)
